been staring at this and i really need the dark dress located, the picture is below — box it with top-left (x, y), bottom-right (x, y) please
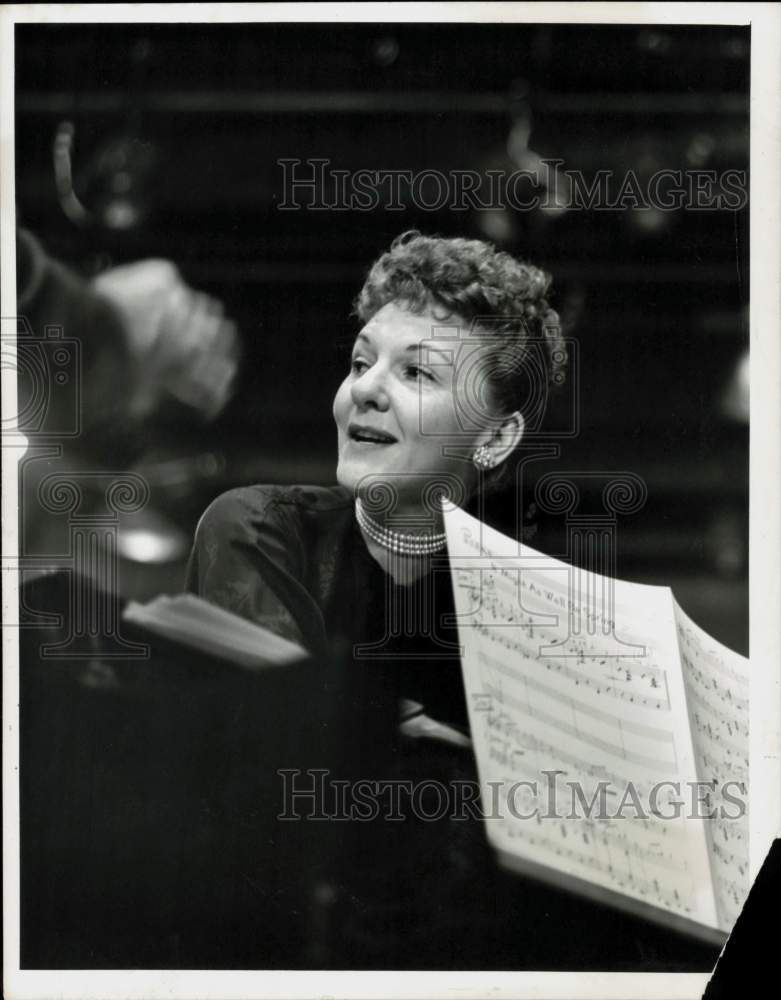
top-left (184, 484), bottom-right (722, 970)
top-left (185, 484), bottom-right (504, 965)
top-left (185, 482), bottom-right (470, 733)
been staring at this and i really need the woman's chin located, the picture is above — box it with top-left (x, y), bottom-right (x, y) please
top-left (335, 458), bottom-right (364, 495)
top-left (336, 457), bottom-right (397, 499)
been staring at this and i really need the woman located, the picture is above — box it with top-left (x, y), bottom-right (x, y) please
top-left (186, 230), bottom-right (564, 739)
top-left (185, 230), bottom-right (567, 966)
top-left (184, 234), bottom-right (717, 970)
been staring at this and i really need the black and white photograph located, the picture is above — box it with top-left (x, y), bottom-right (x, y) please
top-left (2, 4), bottom-right (779, 999)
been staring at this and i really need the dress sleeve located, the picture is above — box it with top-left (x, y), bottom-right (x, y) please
top-left (184, 486), bottom-right (328, 656)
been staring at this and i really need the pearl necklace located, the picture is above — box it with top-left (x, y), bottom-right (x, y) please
top-left (355, 498), bottom-right (447, 556)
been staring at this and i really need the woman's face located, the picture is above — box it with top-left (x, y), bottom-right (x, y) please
top-left (333, 301), bottom-right (495, 510)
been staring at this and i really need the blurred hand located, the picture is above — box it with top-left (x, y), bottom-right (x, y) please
top-left (92, 259), bottom-right (238, 421)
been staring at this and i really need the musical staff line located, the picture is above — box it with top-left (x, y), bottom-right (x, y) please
top-left (482, 678), bottom-right (679, 774)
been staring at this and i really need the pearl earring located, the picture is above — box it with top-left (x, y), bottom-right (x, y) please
top-left (472, 444), bottom-right (493, 470)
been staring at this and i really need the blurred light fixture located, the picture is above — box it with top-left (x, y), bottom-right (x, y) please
top-left (631, 207), bottom-right (669, 235)
top-left (53, 121), bottom-right (157, 231)
top-left (706, 509), bottom-right (746, 577)
top-left (636, 29), bottom-right (672, 54)
top-left (115, 508), bottom-right (189, 564)
top-left (53, 36), bottom-right (158, 233)
top-left (506, 96), bottom-right (569, 218)
top-left (371, 34), bottom-right (400, 67)
top-left (686, 132), bottom-right (716, 167)
top-left (721, 350), bottom-right (749, 424)
top-left (722, 36), bottom-right (749, 59)
top-left (88, 134), bottom-right (157, 231)
top-left (477, 209), bottom-right (515, 244)
top-left (53, 121), bottom-right (92, 226)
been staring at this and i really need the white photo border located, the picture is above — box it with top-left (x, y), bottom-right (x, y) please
top-left (2, 4), bottom-right (778, 999)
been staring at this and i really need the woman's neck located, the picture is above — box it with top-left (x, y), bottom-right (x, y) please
top-left (355, 495), bottom-right (446, 535)
top-left (354, 495), bottom-right (447, 585)
top-left (359, 529), bottom-right (434, 586)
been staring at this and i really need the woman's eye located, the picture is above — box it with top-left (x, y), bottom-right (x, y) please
top-left (405, 365), bottom-right (434, 382)
top-left (351, 358), bottom-right (369, 374)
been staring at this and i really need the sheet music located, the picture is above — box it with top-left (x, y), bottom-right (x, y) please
top-left (443, 504), bottom-right (719, 930)
top-left (673, 599), bottom-right (750, 931)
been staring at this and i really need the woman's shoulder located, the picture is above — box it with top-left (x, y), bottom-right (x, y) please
top-left (196, 483), bottom-right (353, 535)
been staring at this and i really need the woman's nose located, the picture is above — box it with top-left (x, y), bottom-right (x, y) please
top-left (350, 364), bottom-right (390, 409)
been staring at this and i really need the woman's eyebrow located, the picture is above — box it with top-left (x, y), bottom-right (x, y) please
top-left (354, 333), bottom-right (452, 365)
top-left (411, 343), bottom-right (454, 365)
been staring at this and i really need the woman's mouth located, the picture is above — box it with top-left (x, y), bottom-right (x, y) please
top-left (347, 423), bottom-right (398, 445)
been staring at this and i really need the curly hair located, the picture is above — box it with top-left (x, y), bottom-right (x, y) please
top-left (354, 230), bottom-right (567, 421)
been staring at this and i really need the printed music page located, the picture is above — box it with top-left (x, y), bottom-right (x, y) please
top-left (673, 599), bottom-right (750, 931)
top-left (443, 503), bottom-right (720, 931)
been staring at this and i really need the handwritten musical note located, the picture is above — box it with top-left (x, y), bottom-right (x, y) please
top-left (674, 600), bottom-right (750, 931)
top-left (444, 503), bottom-right (723, 932)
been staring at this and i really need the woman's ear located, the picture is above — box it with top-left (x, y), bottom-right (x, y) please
top-left (484, 410), bottom-right (525, 466)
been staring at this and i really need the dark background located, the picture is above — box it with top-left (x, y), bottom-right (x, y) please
top-left (15, 21), bottom-right (749, 654)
